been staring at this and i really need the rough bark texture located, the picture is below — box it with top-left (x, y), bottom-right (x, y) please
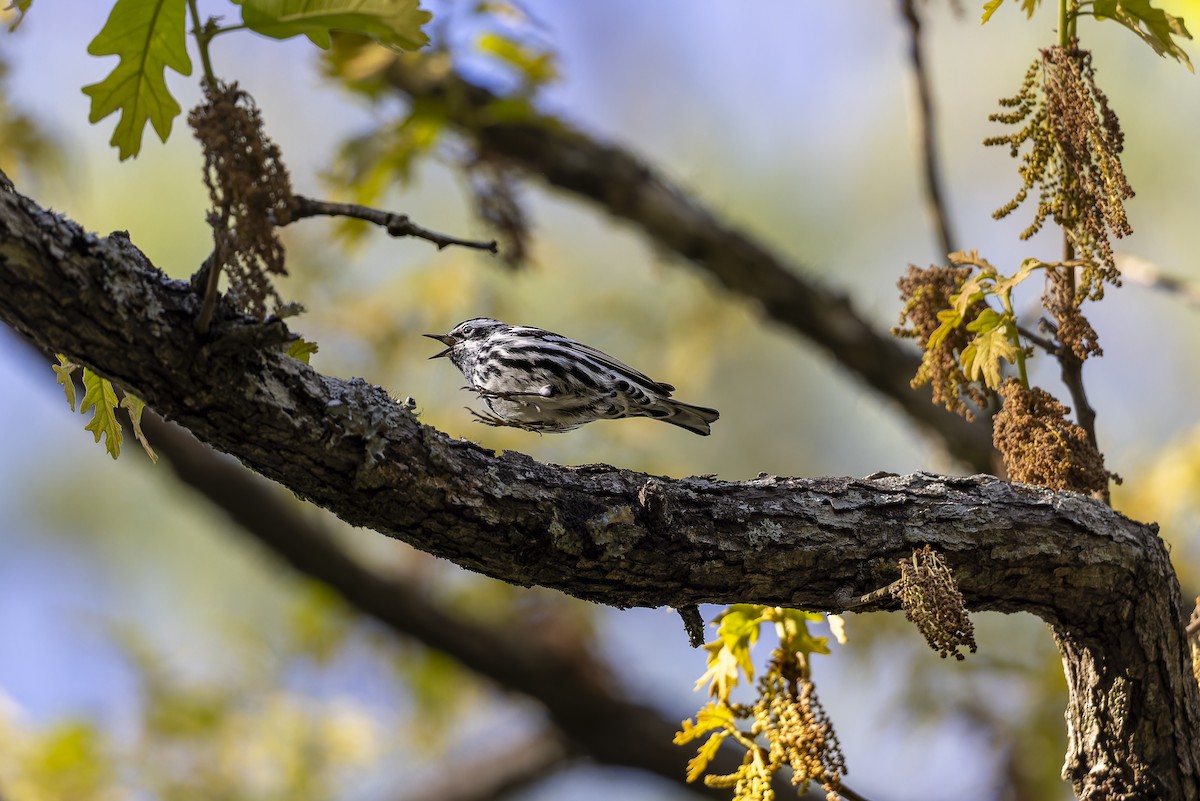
top-left (2, 183), bottom-right (1199, 798)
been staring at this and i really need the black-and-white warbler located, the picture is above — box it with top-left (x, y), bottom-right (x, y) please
top-left (425, 318), bottom-right (720, 435)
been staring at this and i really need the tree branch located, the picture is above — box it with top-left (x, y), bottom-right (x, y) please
top-left (286, 194), bottom-right (499, 253)
top-left (2, 176), bottom-right (1198, 799)
top-left (389, 731), bottom-right (570, 801)
top-left (897, 0), bottom-right (957, 257)
top-left (134, 407), bottom-right (746, 796)
top-left (350, 53), bottom-right (996, 473)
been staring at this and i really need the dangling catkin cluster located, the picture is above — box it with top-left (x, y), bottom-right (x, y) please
top-left (703, 649), bottom-right (847, 801)
top-left (893, 546), bottom-right (977, 661)
top-left (188, 80), bottom-right (296, 319)
top-left (754, 654), bottom-right (846, 801)
top-left (992, 379), bottom-right (1116, 498)
top-left (985, 44), bottom-right (1132, 292)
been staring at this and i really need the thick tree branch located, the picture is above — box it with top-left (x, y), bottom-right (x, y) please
top-left (133, 408), bottom-right (777, 799)
top-left (390, 731), bottom-right (570, 801)
top-left (349, 53), bottom-right (996, 472)
top-left (2, 180), bottom-right (1199, 799)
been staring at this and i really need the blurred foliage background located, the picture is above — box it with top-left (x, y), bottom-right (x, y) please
top-left (2, 1), bottom-right (1200, 800)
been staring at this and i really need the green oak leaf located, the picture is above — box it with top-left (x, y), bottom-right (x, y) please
top-left (962, 310), bottom-right (1018, 389)
top-left (981, 0), bottom-right (1040, 24)
top-left (990, 257), bottom-right (1042, 304)
top-left (476, 31), bottom-right (557, 87)
top-left (53, 354), bottom-right (79, 412)
top-left (675, 703), bottom-right (736, 782)
top-left (767, 607), bottom-right (829, 657)
top-left (81, 0), bottom-right (192, 160)
top-left (1094, 0), bottom-right (1193, 71)
top-left (81, 369), bottom-right (122, 459)
top-left (120, 394), bottom-right (158, 463)
top-left (286, 337), bottom-right (319, 364)
top-left (236, 0), bottom-right (431, 50)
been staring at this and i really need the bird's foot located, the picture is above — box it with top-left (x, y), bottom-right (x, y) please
top-left (466, 407), bottom-right (546, 434)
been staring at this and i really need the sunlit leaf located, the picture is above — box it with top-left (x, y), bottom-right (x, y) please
top-left (53, 354), bottom-right (79, 412)
top-left (981, 0), bottom-right (1041, 23)
top-left (990, 257), bottom-right (1043, 302)
top-left (81, 368), bottom-right (122, 459)
top-left (685, 728), bottom-right (728, 782)
top-left (766, 608), bottom-right (829, 657)
top-left (477, 31), bottom-right (557, 87)
top-left (120, 394), bottom-right (158, 463)
top-left (674, 702), bottom-right (736, 744)
top-left (694, 643), bottom-right (742, 700)
top-left (962, 311), bottom-right (1019, 389)
top-left (927, 309), bottom-right (962, 351)
top-left (22, 723), bottom-right (113, 800)
top-left (1094, 0), bottom-right (1193, 71)
top-left (236, 0), bottom-right (431, 50)
top-left (81, 0), bottom-right (192, 160)
top-left (286, 337), bottom-right (319, 364)
top-left (981, 0), bottom-right (1005, 22)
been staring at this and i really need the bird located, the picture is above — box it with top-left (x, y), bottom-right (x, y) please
top-left (424, 318), bottom-right (720, 435)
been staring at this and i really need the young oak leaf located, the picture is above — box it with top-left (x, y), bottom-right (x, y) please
top-left (981, 0), bottom-right (1041, 25)
top-left (674, 703), bottom-right (736, 782)
top-left (53, 354), bottom-right (79, 412)
top-left (286, 337), bottom-right (319, 364)
top-left (235, 0), bottom-right (432, 50)
top-left (694, 643), bottom-right (742, 701)
top-left (962, 310), bottom-right (1019, 389)
top-left (81, 369), bottom-right (122, 459)
top-left (1094, 0), bottom-right (1193, 71)
top-left (768, 608), bottom-right (830, 658)
top-left (120, 394), bottom-right (158, 463)
top-left (693, 604), bottom-right (772, 701)
top-left (81, 0), bottom-right (192, 160)
top-left (990, 257), bottom-right (1042, 304)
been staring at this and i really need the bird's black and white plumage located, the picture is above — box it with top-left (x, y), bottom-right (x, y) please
top-left (425, 318), bottom-right (719, 435)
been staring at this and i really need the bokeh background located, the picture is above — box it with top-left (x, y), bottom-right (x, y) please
top-left (2, 2), bottom-right (1200, 799)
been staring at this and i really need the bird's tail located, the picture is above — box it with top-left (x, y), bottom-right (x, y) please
top-left (654, 398), bottom-right (720, 436)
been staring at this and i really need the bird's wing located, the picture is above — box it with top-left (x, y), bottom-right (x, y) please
top-left (510, 327), bottom-right (675, 396)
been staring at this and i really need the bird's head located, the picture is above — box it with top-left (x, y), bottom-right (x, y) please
top-left (424, 318), bottom-right (507, 359)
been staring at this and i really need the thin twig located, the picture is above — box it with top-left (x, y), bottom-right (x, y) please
top-left (1056, 249), bottom-right (1100, 453)
top-left (1016, 323), bottom-right (1057, 355)
top-left (899, 0), bottom-right (957, 257)
top-left (845, 580), bottom-right (901, 610)
top-left (288, 194), bottom-right (499, 253)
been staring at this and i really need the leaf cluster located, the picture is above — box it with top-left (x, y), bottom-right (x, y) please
top-left (54, 355), bottom-right (156, 462)
top-left (677, 606), bottom-right (846, 801)
top-left (896, 252), bottom-right (1044, 421)
top-left (981, 0), bottom-right (1192, 70)
top-left (322, 2), bottom-right (559, 263)
top-left (80, 0), bottom-right (433, 160)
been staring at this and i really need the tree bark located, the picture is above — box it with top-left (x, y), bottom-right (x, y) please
top-left (1, 181), bottom-right (1198, 798)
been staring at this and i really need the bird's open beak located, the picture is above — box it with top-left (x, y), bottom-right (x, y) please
top-left (424, 333), bottom-right (456, 359)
